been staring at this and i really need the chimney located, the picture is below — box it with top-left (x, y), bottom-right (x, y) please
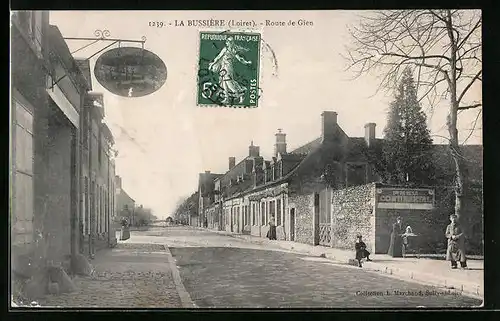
top-left (229, 157), bottom-right (236, 170)
top-left (321, 111), bottom-right (338, 142)
top-left (274, 128), bottom-right (287, 157)
top-left (249, 141), bottom-right (260, 157)
top-left (364, 123), bottom-right (376, 147)
top-left (115, 175), bottom-right (122, 189)
top-left (252, 157), bottom-right (264, 187)
top-left (205, 170), bottom-right (211, 174)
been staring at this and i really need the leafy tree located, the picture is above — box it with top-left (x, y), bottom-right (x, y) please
top-left (382, 67), bottom-right (435, 186)
top-left (119, 205), bottom-right (157, 227)
top-left (345, 10), bottom-right (482, 221)
top-left (173, 192), bottom-right (199, 225)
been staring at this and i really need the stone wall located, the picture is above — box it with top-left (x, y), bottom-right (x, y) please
top-left (331, 183), bottom-right (375, 252)
top-left (261, 225), bottom-right (270, 239)
top-left (243, 224), bottom-right (252, 234)
top-left (291, 194), bottom-right (314, 245)
top-left (276, 226), bottom-right (286, 240)
top-left (250, 225), bottom-right (261, 237)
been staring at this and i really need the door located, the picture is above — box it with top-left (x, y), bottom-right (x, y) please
top-left (90, 180), bottom-right (96, 256)
top-left (290, 208), bottom-right (295, 241)
top-left (230, 208), bottom-right (233, 232)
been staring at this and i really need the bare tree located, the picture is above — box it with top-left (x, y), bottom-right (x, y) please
top-left (344, 10), bottom-right (482, 222)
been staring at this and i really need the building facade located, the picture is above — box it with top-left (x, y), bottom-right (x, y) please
top-left (11, 11), bottom-right (90, 282)
top-left (197, 111), bottom-right (483, 254)
top-left (79, 86), bottom-right (117, 255)
top-left (11, 12), bottom-right (118, 299)
top-left (11, 11), bottom-right (50, 273)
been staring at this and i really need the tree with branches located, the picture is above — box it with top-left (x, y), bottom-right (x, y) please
top-left (382, 67), bottom-right (435, 186)
top-left (344, 9), bottom-right (481, 222)
top-left (173, 192), bottom-right (199, 225)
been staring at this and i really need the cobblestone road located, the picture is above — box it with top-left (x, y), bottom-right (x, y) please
top-left (36, 243), bottom-right (182, 308)
top-left (33, 227), bottom-right (482, 308)
top-left (163, 227), bottom-right (482, 308)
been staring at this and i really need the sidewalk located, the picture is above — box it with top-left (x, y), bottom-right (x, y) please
top-left (193, 226), bottom-right (484, 300)
top-left (33, 243), bottom-right (186, 308)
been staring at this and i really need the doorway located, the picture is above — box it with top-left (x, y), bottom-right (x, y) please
top-left (290, 208), bottom-right (296, 241)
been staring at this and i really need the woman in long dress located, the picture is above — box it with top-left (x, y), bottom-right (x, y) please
top-left (387, 216), bottom-right (404, 257)
top-left (445, 214), bottom-right (467, 269)
top-left (266, 216), bottom-right (277, 240)
top-left (208, 37), bottom-right (252, 104)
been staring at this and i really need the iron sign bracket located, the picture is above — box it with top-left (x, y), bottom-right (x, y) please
top-left (48, 74), bottom-right (68, 90)
top-left (63, 29), bottom-right (147, 61)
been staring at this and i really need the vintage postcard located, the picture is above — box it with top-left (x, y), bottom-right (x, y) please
top-left (10, 10), bottom-right (483, 309)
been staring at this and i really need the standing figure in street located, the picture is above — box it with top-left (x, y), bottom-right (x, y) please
top-left (387, 216), bottom-right (404, 257)
top-left (445, 214), bottom-right (468, 269)
top-left (266, 216), bottom-right (277, 240)
top-left (355, 234), bottom-right (372, 267)
top-left (208, 37), bottom-right (252, 104)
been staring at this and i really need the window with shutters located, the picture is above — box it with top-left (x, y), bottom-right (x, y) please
top-left (96, 186), bottom-right (100, 233)
top-left (261, 202), bottom-right (265, 225)
top-left (269, 201), bottom-right (276, 222)
top-left (104, 190), bottom-right (107, 230)
top-left (84, 177), bottom-right (89, 234)
top-left (101, 187), bottom-right (105, 233)
top-left (12, 99), bottom-right (34, 245)
top-left (98, 132), bottom-right (102, 166)
top-left (252, 203), bottom-right (256, 226)
top-left (277, 199), bottom-right (282, 226)
top-left (82, 109), bottom-right (89, 148)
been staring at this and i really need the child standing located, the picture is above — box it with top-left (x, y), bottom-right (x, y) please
top-left (355, 234), bottom-right (372, 267)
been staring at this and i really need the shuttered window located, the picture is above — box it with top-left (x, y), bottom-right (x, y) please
top-left (12, 99), bottom-right (34, 245)
top-left (277, 199), bottom-right (282, 226)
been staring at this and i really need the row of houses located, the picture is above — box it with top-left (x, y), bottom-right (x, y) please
top-left (193, 111), bottom-right (483, 255)
top-left (10, 11), bottom-right (136, 298)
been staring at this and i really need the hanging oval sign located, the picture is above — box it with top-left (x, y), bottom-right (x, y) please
top-left (94, 47), bottom-right (167, 98)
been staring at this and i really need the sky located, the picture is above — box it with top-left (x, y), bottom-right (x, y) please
top-left (49, 10), bottom-right (482, 219)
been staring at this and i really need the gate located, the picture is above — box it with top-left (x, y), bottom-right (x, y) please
top-left (319, 223), bottom-right (331, 246)
top-left (318, 188), bottom-right (332, 246)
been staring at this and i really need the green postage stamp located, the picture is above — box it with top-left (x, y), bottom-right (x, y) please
top-left (197, 31), bottom-right (261, 108)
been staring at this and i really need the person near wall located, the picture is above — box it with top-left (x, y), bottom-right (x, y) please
top-left (355, 234), bottom-right (372, 267)
top-left (445, 214), bottom-right (468, 269)
top-left (401, 225), bottom-right (417, 257)
top-left (266, 216), bottom-right (277, 240)
top-left (387, 216), bottom-right (404, 257)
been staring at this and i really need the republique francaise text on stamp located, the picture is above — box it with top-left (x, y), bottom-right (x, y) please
top-left (197, 31), bottom-right (261, 108)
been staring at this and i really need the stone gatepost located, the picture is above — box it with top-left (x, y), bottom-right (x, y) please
top-left (313, 192), bottom-right (320, 246)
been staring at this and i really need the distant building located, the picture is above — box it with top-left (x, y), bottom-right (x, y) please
top-left (115, 175), bottom-right (136, 223)
top-left (78, 85), bottom-right (117, 254)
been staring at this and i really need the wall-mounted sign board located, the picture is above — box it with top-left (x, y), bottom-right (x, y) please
top-left (376, 188), bottom-right (435, 210)
top-left (94, 47), bottom-right (167, 98)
